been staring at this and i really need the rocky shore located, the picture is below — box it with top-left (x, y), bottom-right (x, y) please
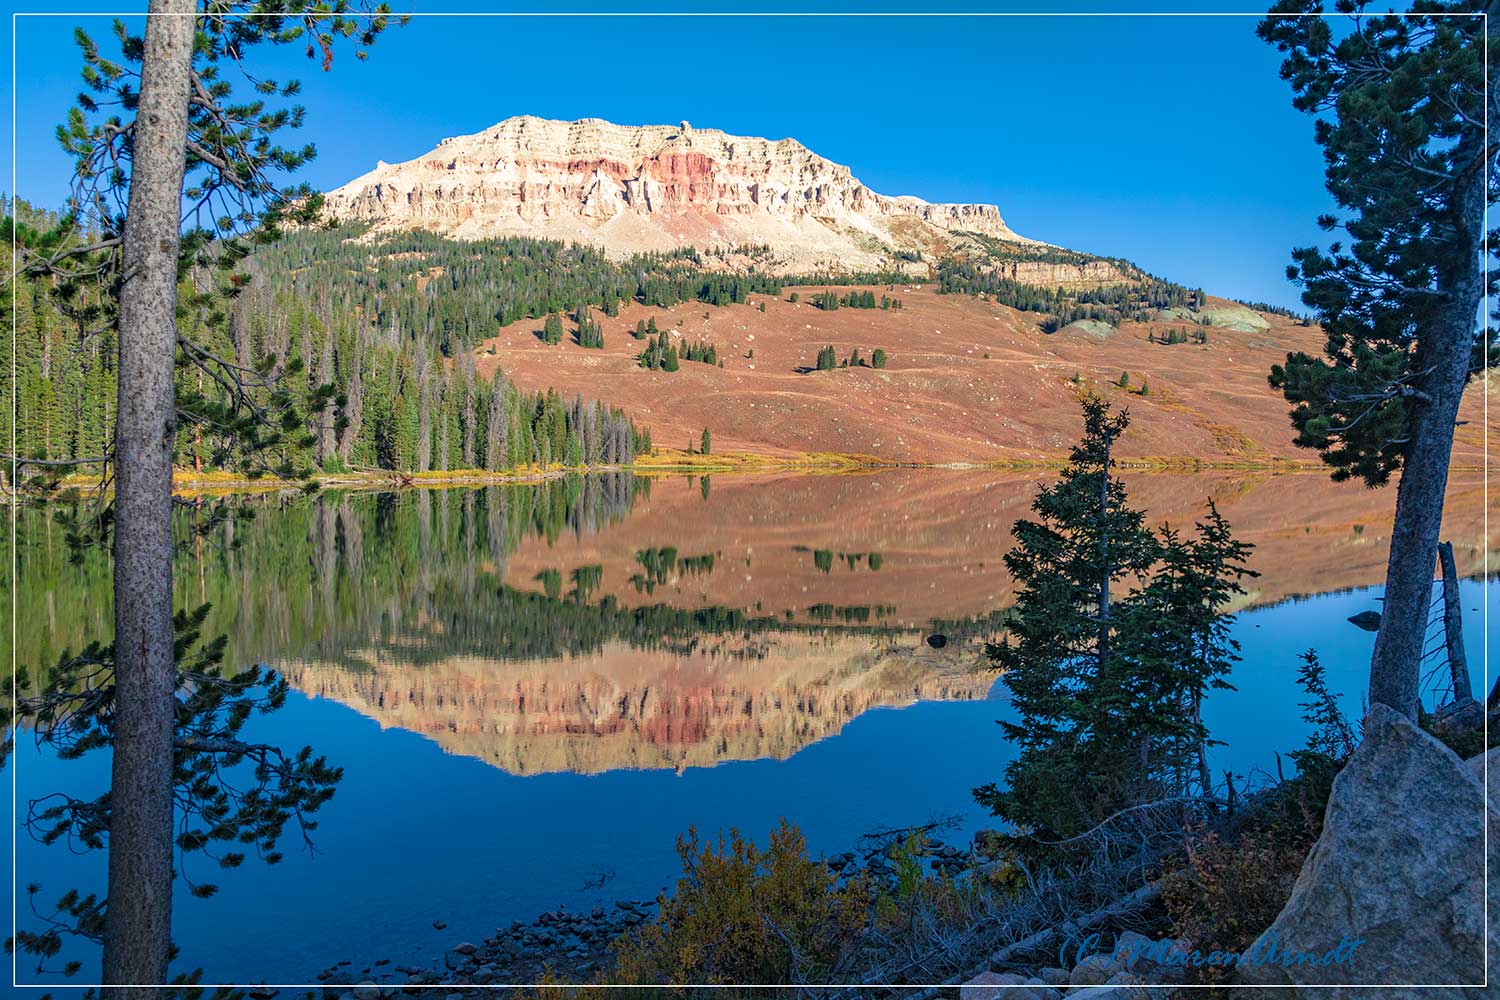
top-left (296, 830), bottom-right (983, 996)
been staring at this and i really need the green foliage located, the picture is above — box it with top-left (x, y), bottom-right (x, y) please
top-left (937, 248), bottom-right (1192, 328)
top-left (636, 334), bottom-right (691, 373)
top-left (611, 820), bottom-right (864, 987)
top-left (975, 397), bottom-right (1254, 842)
top-left (9, 604), bottom-right (341, 964)
top-left (700, 427), bottom-right (712, 456)
top-left (871, 349), bottom-right (888, 369)
top-left (542, 313), bottom-right (564, 345)
top-left (1258, 3), bottom-right (1495, 486)
top-left (6, 7), bottom-right (407, 978)
top-left (574, 306), bottom-right (603, 349)
top-left (1285, 649), bottom-right (1357, 798)
top-left (815, 345), bottom-right (837, 371)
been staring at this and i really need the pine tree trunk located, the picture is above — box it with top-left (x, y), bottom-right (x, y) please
top-left (1367, 126), bottom-right (1487, 719)
top-left (102, 0), bottom-right (194, 990)
top-left (1436, 541), bottom-right (1472, 705)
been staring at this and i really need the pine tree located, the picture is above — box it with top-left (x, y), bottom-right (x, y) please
top-left (700, 427), bottom-right (712, 455)
top-left (1259, 4), bottom-right (1495, 717)
top-left (542, 313), bottom-right (564, 345)
top-left (1116, 503), bottom-right (1255, 801)
top-left (974, 397), bottom-right (1161, 838)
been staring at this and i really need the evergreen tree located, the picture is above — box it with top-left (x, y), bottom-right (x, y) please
top-left (973, 398), bottom-right (1162, 838)
top-left (542, 313), bottom-right (564, 345)
top-left (700, 427), bottom-right (712, 455)
top-left (1258, 3), bottom-right (1496, 717)
top-left (1115, 503), bottom-right (1255, 800)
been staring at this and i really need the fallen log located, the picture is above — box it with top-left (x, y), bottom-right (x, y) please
top-left (989, 881), bottom-right (1161, 970)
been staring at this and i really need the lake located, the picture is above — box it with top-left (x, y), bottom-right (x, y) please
top-left (5, 468), bottom-right (1493, 986)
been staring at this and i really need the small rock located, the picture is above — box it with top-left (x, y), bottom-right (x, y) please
top-left (1068, 952), bottom-right (1117, 987)
top-left (960, 971), bottom-right (1032, 999)
top-left (451, 942), bottom-right (477, 956)
top-left (1037, 967), bottom-right (1069, 987)
top-left (352, 983), bottom-right (379, 1000)
top-left (431, 920), bottom-right (447, 931)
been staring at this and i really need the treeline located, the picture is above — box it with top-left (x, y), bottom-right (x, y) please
top-left (240, 225), bottom-right (785, 357)
top-left (936, 255), bottom-right (1198, 327)
top-left (1236, 298), bottom-right (1311, 323)
top-left (6, 202), bottom-right (650, 473)
top-left (221, 303), bottom-right (649, 472)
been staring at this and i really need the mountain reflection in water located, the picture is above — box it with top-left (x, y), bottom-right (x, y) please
top-left (9, 468), bottom-right (1492, 778)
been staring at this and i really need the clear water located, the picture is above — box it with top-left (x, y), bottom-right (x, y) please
top-left (4, 470), bottom-right (1493, 985)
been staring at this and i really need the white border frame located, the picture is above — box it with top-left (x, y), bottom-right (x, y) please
top-left (7, 6), bottom-right (1491, 993)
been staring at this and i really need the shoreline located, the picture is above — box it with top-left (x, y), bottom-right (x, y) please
top-left (12, 449), bottom-right (1362, 500)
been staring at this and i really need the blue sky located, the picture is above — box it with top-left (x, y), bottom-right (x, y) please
top-left (6, 2), bottom-right (1337, 309)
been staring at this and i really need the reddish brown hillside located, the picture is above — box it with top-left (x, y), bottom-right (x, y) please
top-left (472, 285), bottom-right (1494, 467)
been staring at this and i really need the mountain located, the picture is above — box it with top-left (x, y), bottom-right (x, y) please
top-left (321, 115), bottom-right (1038, 271)
top-left (282, 115), bottom-right (1496, 470)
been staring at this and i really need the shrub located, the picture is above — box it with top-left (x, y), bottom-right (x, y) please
top-left (612, 820), bottom-right (863, 986)
top-left (1161, 830), bottom-right (1308, 971)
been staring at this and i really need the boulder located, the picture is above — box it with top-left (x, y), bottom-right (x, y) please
top-left (960, 971), bottom-right (1055, 1000)
top-left (1037, 966), bottom-right (1070, 986)
top-left (1068, 952), bottom-right (1118, 987)
top-left (1237, 704), bottom-right (1495, 997)
top-left (1065, 972), bottom-right (1149, 999)
top-left (1465, 747), bottom-right (1496, 805)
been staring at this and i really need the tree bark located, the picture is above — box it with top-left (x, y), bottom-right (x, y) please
top-left (103, 0), bottom-right (195, 990)
top-left (1436, 541), bottom-right (1472, 705)
top-left (1367, 116), bottom-right (1488, 718)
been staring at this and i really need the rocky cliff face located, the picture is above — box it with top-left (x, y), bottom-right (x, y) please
top-left (322, 116), bottom-right (1034, 270)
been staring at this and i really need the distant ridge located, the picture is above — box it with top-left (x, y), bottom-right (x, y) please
top-left (322, 115), bottom-right (1036, 270)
